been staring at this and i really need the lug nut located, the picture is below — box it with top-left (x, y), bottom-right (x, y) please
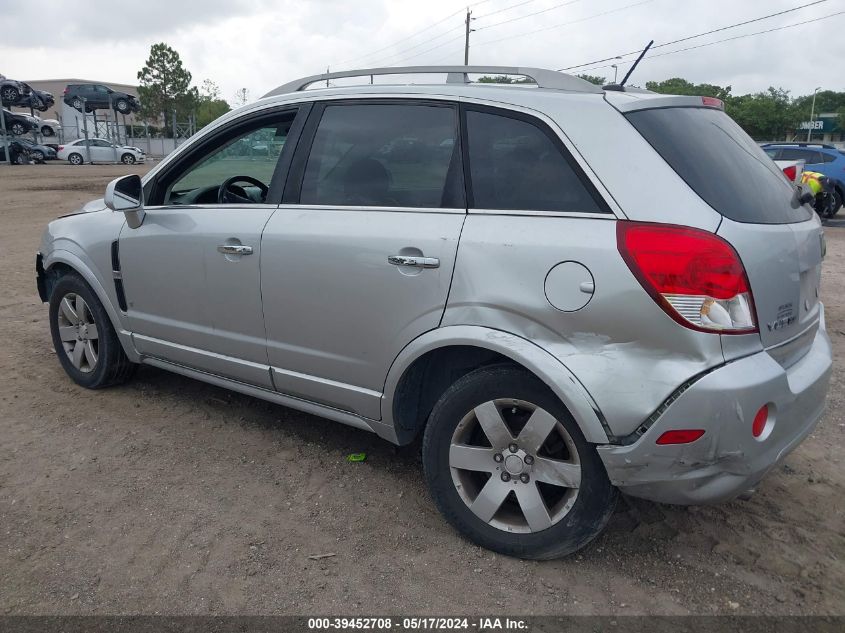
top-left (508, 443), bottom-right (519, 453)
top-left (524, 455), bottom-right (534, 465)
top-left (493, 453), bottom-right (504, 463)
top-left (501, 472), bottom-right (511, 482)
top-left (519, 473), bottom-right (530, 484)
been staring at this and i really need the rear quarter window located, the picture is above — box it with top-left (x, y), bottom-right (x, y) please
top-left (626, 107), bottom-right (811, 224)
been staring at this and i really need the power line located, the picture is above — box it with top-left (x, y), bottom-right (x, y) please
top-left (472, 0), bottom-right (653, 47)
top-left (473, 0), bottom-right (539, 21)
top-left (475, 0), bottom-right (581, 31)
top-left (573, 9), bottom-right (845, 74)
top-left (333, 0), bottom-right (495, 68)
top-left (558, 0), bottom-right (833, 70)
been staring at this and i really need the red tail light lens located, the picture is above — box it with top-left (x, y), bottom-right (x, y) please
top-left (617, 222), bottom-right (757, 334)
top-left (782, 165), bottom-right (797, 182)
top-left (656, 429), bottom-right (705, 445)
top-left (58, 145), bottom-right (64, 151)
top-left (701, 96), bottom-right (724, 109)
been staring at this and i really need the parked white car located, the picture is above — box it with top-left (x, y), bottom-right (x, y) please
top-left (34, 117), bottom-right (60, 138)
top-left (57, 138), bottom-right (145, 165)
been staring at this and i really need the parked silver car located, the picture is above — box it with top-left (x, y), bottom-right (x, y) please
top-left (36, 66), bottom-right (832, 559)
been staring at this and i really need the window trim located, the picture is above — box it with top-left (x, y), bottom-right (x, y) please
top-left (146, 103), bottom-right (310, 207)
top-left (461, 103), bottom-right (612, 215)
top-left (284, 98), bottom-right (466, 211)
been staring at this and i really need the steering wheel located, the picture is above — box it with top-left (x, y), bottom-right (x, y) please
top-left (217, 175), bottom-right (269, 204)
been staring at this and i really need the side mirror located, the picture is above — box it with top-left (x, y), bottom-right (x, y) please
top-left (104, 174), bottom-right (145, 228)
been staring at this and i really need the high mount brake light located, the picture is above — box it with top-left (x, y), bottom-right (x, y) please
top-left (701, 96), bottom-right (724, 109)
top-left (617, 222), bottom-right (758, 334)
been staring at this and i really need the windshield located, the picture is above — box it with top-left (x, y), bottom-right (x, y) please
top-left (626, 107), bottom-right (812, 224)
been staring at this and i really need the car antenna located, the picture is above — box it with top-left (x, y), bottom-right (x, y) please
top-left (605, 40), bottom-right (654, 91)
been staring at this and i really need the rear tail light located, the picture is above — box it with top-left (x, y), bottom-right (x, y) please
top-left (617, 222), bottom-right (757, 334)
top-left (58, 145), bottom-right (64, 151)
top-left (701, 96), bottom-right (724, 109)
top-left (782, 165), bottom-right (797, 182)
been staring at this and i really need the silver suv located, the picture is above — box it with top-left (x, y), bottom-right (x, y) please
top-left (37, 66), bottom-right (832, 559)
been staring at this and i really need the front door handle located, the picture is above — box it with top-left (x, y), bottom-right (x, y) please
top-left (388, 255), bottom-right (440, 269)
top-left (217, 244), bottom-right (253, 256)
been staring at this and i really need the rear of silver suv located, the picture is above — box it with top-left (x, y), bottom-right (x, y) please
top-left (37, 67), bottom-right (832, 560)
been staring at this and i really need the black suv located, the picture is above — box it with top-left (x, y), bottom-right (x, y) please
top-left (0, 74), bottom-right (28, 106)
top-left (63, 84), bottom-right (140, 114)
top-left (18, 83), bottom-right (54, 112)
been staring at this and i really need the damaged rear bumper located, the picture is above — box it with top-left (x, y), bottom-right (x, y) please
top-left (597, 310), bottom-right (832, 505)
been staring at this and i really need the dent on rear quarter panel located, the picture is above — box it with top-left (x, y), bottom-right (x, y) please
top-left (443, 215), bottom-right (725, 438)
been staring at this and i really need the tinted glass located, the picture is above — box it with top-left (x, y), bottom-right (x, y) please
top-left (626, 107), bottom-right (811, 224)
top-left (821, 152), bottom-right (836, 163)
top-left (465, 110), bottom-right (601, 212)
top-left (301, 104), bottom-right (458, 208)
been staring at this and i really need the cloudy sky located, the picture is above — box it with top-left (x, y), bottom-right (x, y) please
top-left (1, 0), bottom-right (842, 102)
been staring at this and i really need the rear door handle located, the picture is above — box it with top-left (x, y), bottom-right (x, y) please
top-left (217, 244), bottom-right (253, 256)
top-left (388, 255), bottom-right (440, 269)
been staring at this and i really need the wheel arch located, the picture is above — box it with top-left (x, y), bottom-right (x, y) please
top-left (42, 250), bottom-right (140, 363)
top-left (382, 326), bottom-right (611, 446)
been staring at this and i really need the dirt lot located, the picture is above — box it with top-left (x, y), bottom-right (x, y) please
top-left (0, 163), bottom-right (843, 616)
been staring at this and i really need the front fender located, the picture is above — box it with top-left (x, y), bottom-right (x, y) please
top-left (381, 325), bottom-right (611, 444)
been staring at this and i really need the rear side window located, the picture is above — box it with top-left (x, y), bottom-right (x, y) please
top-left (300, 103), bottom-right (460, 208)
top-left (465, 109), bottom-right (603, 213)
top-left (779, 148), bottom-right (823, 164)
top-left (626, 107), bottom-right (811, 224)
top-left (821, 152), bottom-right (837, 163)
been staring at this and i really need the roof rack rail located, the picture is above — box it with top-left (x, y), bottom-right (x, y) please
top-left (262, 65), bottom-right (603, 99)
top-left (764, 141), bottom-right (836, 149)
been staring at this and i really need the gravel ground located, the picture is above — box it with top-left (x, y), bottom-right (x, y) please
top-left (0, 163), bottom-right (842, 616)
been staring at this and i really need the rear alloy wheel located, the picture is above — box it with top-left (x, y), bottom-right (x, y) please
top-left (833, 188), bottom-right (843, 215)
top-left (115, 99), bottom-right (129, 114)
top-left (68, 153), bottom-right (83, 165)
top-left (10, 122), bottom-right (25, 136)
top-left (1, 86), bottom-right (20, 104)
top-left (32, 150), bottom-right (45, 163)
top-left (121, 153), bottom-right (136, 165)
top-left (423, 365), bottom-right (617, 559)
top-left (71, 97), bottom-right (83, 110)
top-left (41, 126), bottom-right (54, 137)
top-left (49, 273), bottom-right (136, 388)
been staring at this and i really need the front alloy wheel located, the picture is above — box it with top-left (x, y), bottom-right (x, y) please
top-left (423, 365), bottom-right (617, 559)
top-left (56, 293), bottom-right (99, 373)
top-left (48, 272), bottom-right (136, 388)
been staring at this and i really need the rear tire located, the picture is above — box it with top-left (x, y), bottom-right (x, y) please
top-left (48, 272), bottom-right (136, 389)
top-left (10, 122), bottom-right (25, 136)
top-left (115, 99), bottom-right (130, 114)
top-left (833, 187), bottom-right (843, 215)
top-left (1, 86), bottom-right (20, 104)
top-left (32, 150), bottom-right (44, 163)
top-left (71, 97), bottom-right (83, 110)
top-left (41, 125), bottom-right (54, 137)
top-left (68, 153), bottom-right (83, 165)
top-left (422, 365), bottom-right (617, 559)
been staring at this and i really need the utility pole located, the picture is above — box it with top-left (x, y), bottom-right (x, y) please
top-left (464, 9), bottom-right (473, 65)
top-left (807, 86), bottom-right (821, 142)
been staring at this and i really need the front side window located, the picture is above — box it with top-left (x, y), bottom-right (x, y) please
top-left (162, 111), bottom-right (295, 205)
top-left (465, 109), bottom-right (603, 213)
top-left (300, 103), bottom-right (459, 208)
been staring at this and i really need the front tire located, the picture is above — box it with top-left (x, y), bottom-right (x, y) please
top-left (41, 125), bottom-right (54, 137)
top-left (71, 97), bottom-right (83, 111)
top-left (423, 365), bottom-right (617, 559)
top-left (121, 153), bottom-right (136, 165)
top-left (10, 122), bottom-right (25, 136)
top-left (32, 150), bottom-right (45, 163)
top-left (833, 187), bottom-right (843, 215)
top-left (48, 273), bottom-right (136, 389)
top-left (115, 99), bottom-right (130, 114)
